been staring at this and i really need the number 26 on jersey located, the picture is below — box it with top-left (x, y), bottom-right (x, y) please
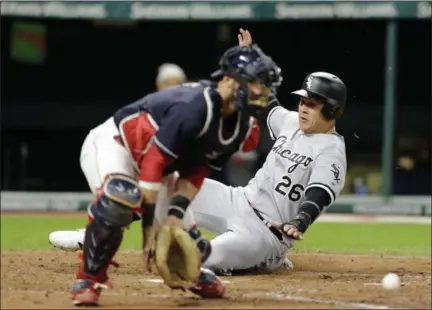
top-left (274, 176), bottom-right (304, 202)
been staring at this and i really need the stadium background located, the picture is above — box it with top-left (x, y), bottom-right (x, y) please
top-left (1, 2), bottom-right (430, 200)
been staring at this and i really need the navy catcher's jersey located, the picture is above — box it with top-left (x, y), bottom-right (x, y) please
top-left (113, 81), bottom-right (252, 179)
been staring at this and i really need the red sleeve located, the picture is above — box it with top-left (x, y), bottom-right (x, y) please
top-left (183, 166), bottom-right (210, 189)
top-left (240, 117), bottom-right (260, 152)
top-left (138, 143), bottom-right (173, 190)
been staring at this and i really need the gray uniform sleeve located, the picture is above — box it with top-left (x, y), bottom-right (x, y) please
top-left (266, 106), bottom-right (299, 140)
top-left (305, 152), bottom-right (346, 205)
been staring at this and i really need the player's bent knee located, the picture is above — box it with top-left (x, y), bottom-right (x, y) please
top-left (91, 174), bottom-right (143, 228)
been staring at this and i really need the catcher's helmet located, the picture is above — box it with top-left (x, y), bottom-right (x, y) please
top-left (292, 72), bottom-right (346, 120)
top-left (211, 44), bottom-right (282, 111)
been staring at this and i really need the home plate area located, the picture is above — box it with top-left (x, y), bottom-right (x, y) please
top-left (1, 250), bottom-right (430, 309)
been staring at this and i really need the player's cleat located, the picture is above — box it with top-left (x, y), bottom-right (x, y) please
top-left (73, 251), bottom-right (118, 306)
top-left (189, 268), bottom-right (227, 298)
top-left (71, 279), bottom-right (112, 307)
top-left (48, 229), bottom-right (86, 251)
top-left (281, 257), bottom-right (295, 270)
top-left (214, 268), bottom-right (232, 276)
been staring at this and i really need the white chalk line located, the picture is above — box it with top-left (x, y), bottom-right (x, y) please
top-left (245, 292), bottom-right (395, 309)
top-left (299, 270), bottom-right (430, 279)
top-left (5, 288), bottom-right (396, 309)
top-left (364, 282), bottom-right (410, 287)
top-left (1, 288), bottom-right (171, 298)
top-left (143, 278), bottom-right (231, 284)
top-left (364, 282), bottom-right (383, 286)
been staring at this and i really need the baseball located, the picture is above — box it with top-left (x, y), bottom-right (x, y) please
top-left (381, 273), bottom-right (401, 290)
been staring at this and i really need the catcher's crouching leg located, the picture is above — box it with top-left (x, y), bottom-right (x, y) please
top-left (188, 226), bottom-right (227, 298)
top-left (72, 175), bottom-right (143, 306)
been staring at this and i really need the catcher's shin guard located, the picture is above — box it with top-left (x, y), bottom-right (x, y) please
top-left (72, 221), bottom-right (123, 306)
top-left (72, 174), bottom-right (143, 306)
top-left (188, 225), bottom-right (212, 264)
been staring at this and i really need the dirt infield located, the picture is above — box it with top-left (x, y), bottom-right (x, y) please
top-left (1, 250), bottom-right (430, 309)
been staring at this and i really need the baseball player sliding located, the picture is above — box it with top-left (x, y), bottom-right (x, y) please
top-left (158, 73), bottom-right (347, 275)
top-left (191, 74), bottom-right (347, 274)
top-left (50, 29), bottom-right (346, 282)
top-left (188, 30), bottom-right (347, 274)
top-left (62, 35), bottom-right (282, 307)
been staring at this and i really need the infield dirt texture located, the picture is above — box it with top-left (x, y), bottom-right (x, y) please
top-left (1, 212), bottom-right (431, 309)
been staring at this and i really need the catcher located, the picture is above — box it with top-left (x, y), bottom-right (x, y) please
top-left (70, 43), bottom-right (282, 306)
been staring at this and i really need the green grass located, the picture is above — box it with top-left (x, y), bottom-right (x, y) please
top-left (291, 222), bottom-right (431, 256)
top-left (1, 216), bottom-right (430, 256)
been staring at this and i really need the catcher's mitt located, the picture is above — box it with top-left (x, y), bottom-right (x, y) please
top-left (154, 225), bottom-right (201, 290)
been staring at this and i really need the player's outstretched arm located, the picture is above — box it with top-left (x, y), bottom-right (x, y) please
top-left (238, 28), bottom-right (253, 46)
top-left (141, 203), bottom-right (157, 271)
top-left (273, 187), bottom-right (331, 240)
top-left (165, 166), bottom-right (210, 227)
top-left (136, 99), bottom-right (208, 268)
top-left (266, 95), bottom-right (299, 140)
top-left (272, 151), bottom-right (346, 239)
top-left (236, 28), bottom-right (295, 140)
top-left (148, 101), bottom-right (208, 229)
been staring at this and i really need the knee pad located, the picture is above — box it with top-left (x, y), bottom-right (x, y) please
top-left (91, 174), bottom-right (143, 228)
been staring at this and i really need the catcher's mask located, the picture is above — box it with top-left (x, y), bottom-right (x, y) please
top-left (211, 44), bottom-right (283, 113)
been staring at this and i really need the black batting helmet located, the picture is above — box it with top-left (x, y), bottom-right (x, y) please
top-left (291, 72), bottom-right (347, 120)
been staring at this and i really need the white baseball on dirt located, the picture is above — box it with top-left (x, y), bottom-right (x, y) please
top-left (381, 273), bottom-right (401, 290)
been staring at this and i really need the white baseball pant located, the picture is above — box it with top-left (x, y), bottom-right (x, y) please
top-left (190, 179), bottom-right (289, 271)
top-left (157, 175), bottom-right (290, 271)
top-left (79, 117), bottom-right (196, 229)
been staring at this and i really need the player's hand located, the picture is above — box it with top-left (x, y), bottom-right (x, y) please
top-left (142, 247), bottom-right (153, 272)
top-left (238, 28), bottom-right (253, 47)
top-left (282, 223), bottom-right (304, 240)
top-left (271, 221), bottom-right (304, 241)
top-left (142, 222), bottom-right (157, 272)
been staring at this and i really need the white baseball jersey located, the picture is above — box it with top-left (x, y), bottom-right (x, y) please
top-left (243, 106), bottom-right (347, 225)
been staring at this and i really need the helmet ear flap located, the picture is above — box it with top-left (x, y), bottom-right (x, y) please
top-left (322, 105), bottom-right (337, 120)
top-left (321, 101), bottom-right (343, 120)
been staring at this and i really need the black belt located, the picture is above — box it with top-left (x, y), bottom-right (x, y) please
top-left (252, 208), bottom-right (283, 241)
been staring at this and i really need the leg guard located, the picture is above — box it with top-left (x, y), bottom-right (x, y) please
top-left (73, 221), bottom-right (124, 307)
top-left (79, 221), bottom-right (123, 279)
top-left (77, 174), bottom-right (143, 281)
